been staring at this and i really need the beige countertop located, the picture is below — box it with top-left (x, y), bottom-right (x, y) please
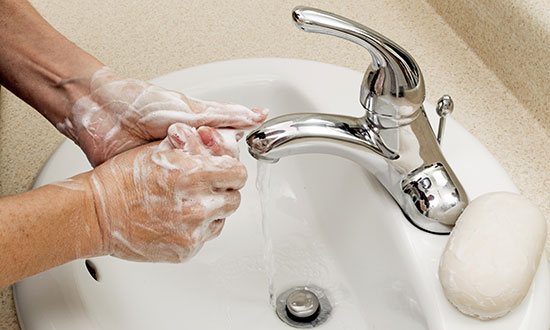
top-left (1, 0), bottom-right (549, 328)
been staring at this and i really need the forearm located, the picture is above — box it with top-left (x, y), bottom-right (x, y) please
top-left (0, 0), bottom-right (103, 125)
top-left (0, 173), bottom-right (103, 287)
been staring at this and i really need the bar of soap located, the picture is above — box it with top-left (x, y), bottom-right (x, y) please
top-left (439, 192), bottom-right (546, 320)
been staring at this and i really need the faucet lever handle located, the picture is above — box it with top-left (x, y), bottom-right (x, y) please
top-left (436, 95), bottom-right (454, 144)
top-left (292, 6), bottom-right (425, 121)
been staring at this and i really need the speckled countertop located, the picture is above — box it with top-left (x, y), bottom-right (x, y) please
top-left (1, 0), bottom-right (549, 328)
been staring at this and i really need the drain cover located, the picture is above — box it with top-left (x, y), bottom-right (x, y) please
top-left (275, 285), bottom-right (331, 328)
top-left (286, 289), bottom-right (320, 320)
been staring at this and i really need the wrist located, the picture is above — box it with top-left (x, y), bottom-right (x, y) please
top-left (71, 172), bottom-right (108, 258)
top-left (83, 170), bottom-right (115, 257)
top-left (52, 59), bottom-right (105, 110)
top-left (56, 65), bottom-right (107, 142)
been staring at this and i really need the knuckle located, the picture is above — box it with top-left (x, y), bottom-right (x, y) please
top-left (230, 162), bottom-right (248, 188)
top-left (206, 219), bottom-right (225, 240)
top-left (228, 191), bottom-right (241, 209)
top-left (195, 205), bottom-right (208, 222)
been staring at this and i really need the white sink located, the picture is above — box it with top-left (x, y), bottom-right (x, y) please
top-left (14, 59), bottom-right (549, 329)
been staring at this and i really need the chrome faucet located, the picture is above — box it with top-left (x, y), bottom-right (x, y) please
top-left (246, 6), bottom-right (468, 234)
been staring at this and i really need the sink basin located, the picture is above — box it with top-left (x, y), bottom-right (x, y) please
top-left (14, 58), bottom-right (549, 329)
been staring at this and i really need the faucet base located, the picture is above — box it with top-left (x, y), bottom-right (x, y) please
top-left (401, 162), bottom-right (466, 234)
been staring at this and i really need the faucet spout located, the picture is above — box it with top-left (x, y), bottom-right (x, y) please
top-left (247, 109), bottom-right (468, 234)
top-left (247, 113), bottom-right (398, 163)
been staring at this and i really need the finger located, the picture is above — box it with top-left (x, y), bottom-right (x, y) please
top-left (204, 190), bottom-right (241, 221)
top-left (197, 127), bottom-right (242, 158)
top-left (166, 123), bottom-right (188, 149)
top-left (197, 127), bottom-right (229, 156)
top-left (161, 151), bottom-right (247, 190)
top-left (154, 136), bottom-right (174, 153)
top-left (167, 123), bottom-right (206, 155)
top-left (205, 219), bottom-right (225, 241)
top-left (186, 96), bottom-right (269, 129)
top-left (168, 237), bottom-right (205, 263)
top-left (208, 159), bottom-right (247, 191)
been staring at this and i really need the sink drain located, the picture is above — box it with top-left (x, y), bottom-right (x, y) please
top-left (275, 285), bottom-right (331, 328)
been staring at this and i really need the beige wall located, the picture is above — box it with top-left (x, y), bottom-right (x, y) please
top-left (427, 0), bottom-right (550, 132)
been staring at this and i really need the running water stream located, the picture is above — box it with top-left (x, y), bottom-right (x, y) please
top-left (256, 161), bottom-right (276, 307)
top-left (254, 159), bottom-right (370, 328)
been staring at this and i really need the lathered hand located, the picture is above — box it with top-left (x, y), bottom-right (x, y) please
top-left (58, 67), bottom-right (268, 166)
top-left (90, 123), bottom-right (247, 262)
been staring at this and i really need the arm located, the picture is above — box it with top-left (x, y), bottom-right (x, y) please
top-left (0, 0), bottom-right (267, 167)
top-left (0, 173), bottom-right (102, 287)
top-left (0, 123), bottom-right (244, 286)
top-left (0, 0), bottom-right (103, 125)
top-left (0, 0), bottom-right (264, 285)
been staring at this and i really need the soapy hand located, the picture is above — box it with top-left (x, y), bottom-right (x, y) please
top-left (58, 67), bottom-right (268, 166)
top-left (89, 123), bottom-right (246, 262)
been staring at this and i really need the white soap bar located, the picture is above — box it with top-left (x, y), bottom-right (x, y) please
top-left (439, 192), bottom-right (546, 320)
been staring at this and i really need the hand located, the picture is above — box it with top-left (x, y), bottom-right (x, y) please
top-left (89, 123), bottom-right (246, 262)
top-left (58, 67), bottom-right (268, 166)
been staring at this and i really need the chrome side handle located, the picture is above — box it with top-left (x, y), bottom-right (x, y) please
top-left (292, 6), bottom-right (425, 121)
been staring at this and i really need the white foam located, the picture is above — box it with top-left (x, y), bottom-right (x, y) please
top-left (59, 66), bottom-right (266, 166)
top-left (50, 178), bottom-right (86, 191)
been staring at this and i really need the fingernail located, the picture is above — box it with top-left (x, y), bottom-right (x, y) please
top-left (168, 123), bottom-right (195, 149)
top-left (252, 107), bottom-right (269, 115)
top-left (197, 127), bottom-right (216, 147)
top-left (251, 108), bottom-right (269, 122)
top-left (168, 130), bottom-right (186, 149)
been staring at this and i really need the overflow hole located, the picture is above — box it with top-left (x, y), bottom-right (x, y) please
top-left (85, 259), bottom-right (99, 282)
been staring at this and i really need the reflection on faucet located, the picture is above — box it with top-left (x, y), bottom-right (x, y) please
top-left (393, 125), bottom-right (422, 173)
top-left (246, 6), bottom-right (468, 234)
